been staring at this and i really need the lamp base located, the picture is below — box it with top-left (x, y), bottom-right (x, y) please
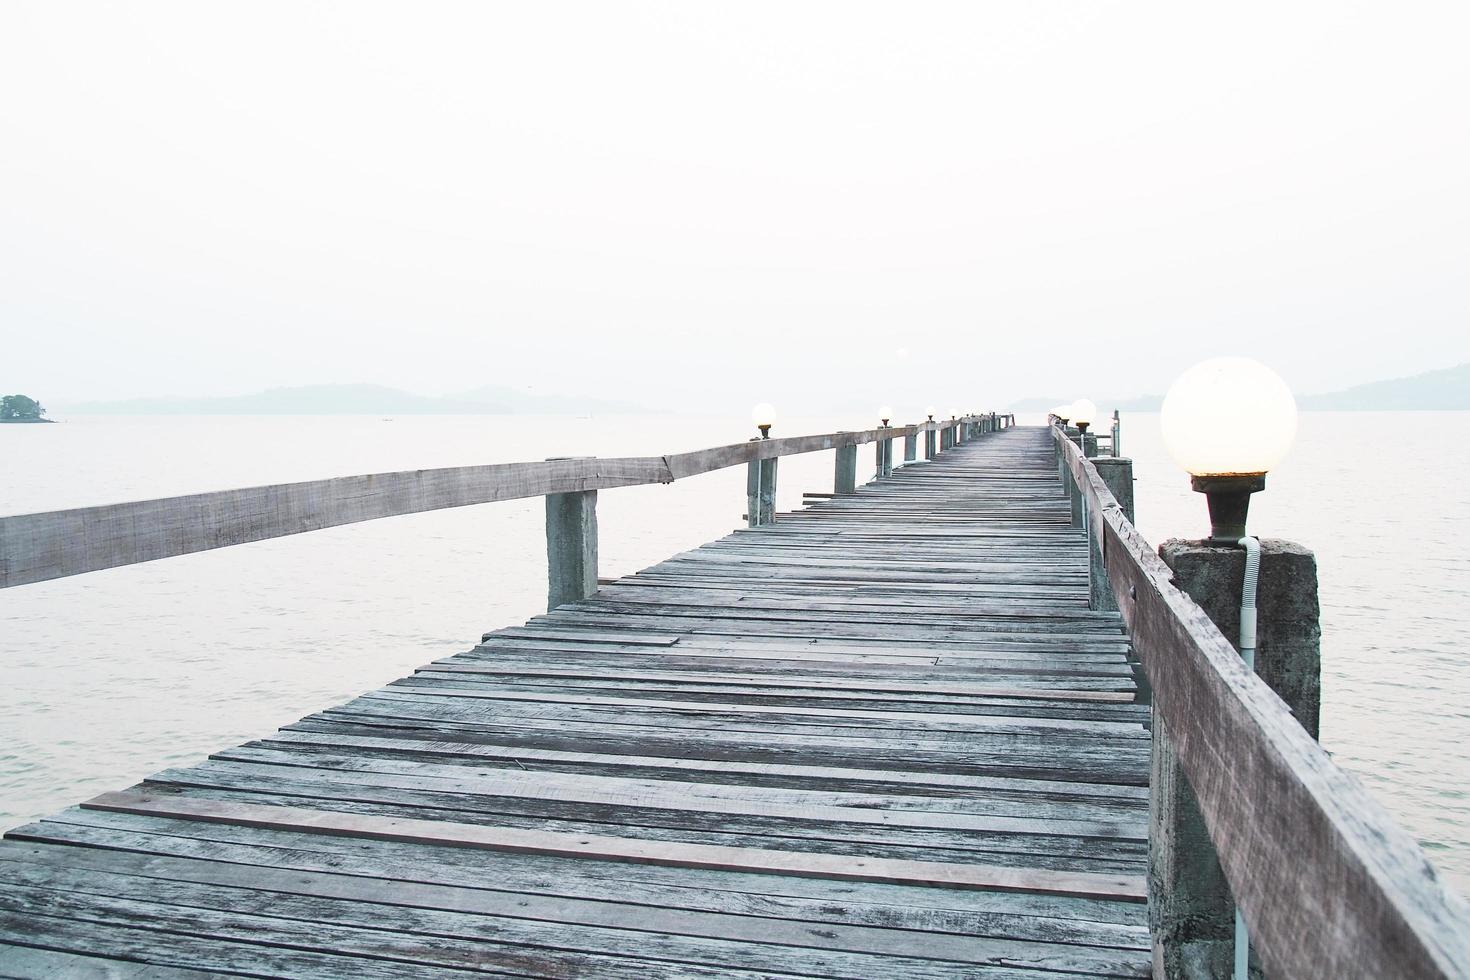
top-left (1190, 474), bottom-right (1266, 544)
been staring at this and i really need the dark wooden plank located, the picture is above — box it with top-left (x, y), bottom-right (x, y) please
top-left (81, 791), bottom-right (1147, 901)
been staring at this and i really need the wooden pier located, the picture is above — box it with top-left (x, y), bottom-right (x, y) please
top-left (2, 417), bottom-right (1467, 978)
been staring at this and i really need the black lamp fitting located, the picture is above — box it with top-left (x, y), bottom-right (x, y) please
top-left (1191, 474), bottom-right (1266, 544)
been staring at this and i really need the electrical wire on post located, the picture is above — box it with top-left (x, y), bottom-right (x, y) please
top-left (1235, 535), bottom-right (1261, 980)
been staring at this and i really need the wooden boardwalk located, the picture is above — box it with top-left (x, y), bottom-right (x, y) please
top-left (0, 427), bottom-right (1152, 978)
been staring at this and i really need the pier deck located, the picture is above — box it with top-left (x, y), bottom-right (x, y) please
top-left (0, 428), bottom-right (1152, 977)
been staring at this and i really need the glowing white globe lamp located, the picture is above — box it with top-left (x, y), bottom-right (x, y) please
top-left (1071, 399), bottom-right (1098, 432)
top-left (751, 402), bottom-right (777, 439)
top-left (925, 405), bottom-right (936, 421)
top-left (1161, 357), bottom-right (1297, 542)
top-left (1054, 404), bottom-right (1072, 425)
top-left (878, 405), bottom-right (894, 427)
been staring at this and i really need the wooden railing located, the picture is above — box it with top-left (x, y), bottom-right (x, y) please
top-left (1052, 424), bottom-right (1470, 980)
top-left (0, 413), bottom-right (1013, 592)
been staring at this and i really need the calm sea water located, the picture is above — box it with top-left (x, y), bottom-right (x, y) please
top-left (2, 412), bottom-right (1467, 896)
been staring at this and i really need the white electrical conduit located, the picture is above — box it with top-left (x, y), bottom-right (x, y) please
top-left (1235, 535), bottom-right (1261, 980)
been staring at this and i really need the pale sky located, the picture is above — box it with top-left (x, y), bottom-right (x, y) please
top-left (3, 2), bottom-right (1467, 415)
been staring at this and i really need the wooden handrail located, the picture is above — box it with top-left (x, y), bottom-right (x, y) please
top-left (1052, 425), bottom-right (1470, 980)
top-left (0, 417), bottom-right (987, 589)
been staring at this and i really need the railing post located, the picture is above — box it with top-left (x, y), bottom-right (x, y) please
top-left (1150, 539), bottom-right (1323, 979)
top-left (758, 457), bottom-right (779, 524)
top-left (834, 443), bottom-right (857, 494)
top-left (545, 466), bottom-right (598, 612)
top-left (882, 431), bottom-right (894, 476)
top-left (1065, 456), bottom-right (1083, 528)
top-left (746, 440), bottom-right (762, 527)
top-left (903, 432), bottom-right (917, 464)
top-left (1089, 458), bottom-right (1134, 613)
top-left (924, 426), bottom-right (936, 459)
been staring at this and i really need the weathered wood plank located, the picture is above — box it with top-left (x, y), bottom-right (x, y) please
top-left (81, 790), bottom-right (1146, 901)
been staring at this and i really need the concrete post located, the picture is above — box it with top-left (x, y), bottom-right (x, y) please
top-left (746, 441), bottom-right (762, 527)
top-left (1090, 457), bottom-right (1150, 708)
top-left (545, 484), bottom-right (598, 612)
top-left (1089, 458), bottom-right (1134, 612)
top-left (924, 428), bottom-right (936, 459)
top-left (883, 435), bottom-right (894, 476)
top-left (1065, 455), bottom-right (1083, 528)
top-left (757, 457), bottom-right (779, 524)
top-left (1082, 431), bottom-right (1099, 458)
top-left (903, 433), bottom-right (917, 464)
top-left (834, 444), bottom-right (857, 494)
top-left (1150, 539), bottom-right (1322, 979)
top-left (1162, 540), bottom-right (1320, 737)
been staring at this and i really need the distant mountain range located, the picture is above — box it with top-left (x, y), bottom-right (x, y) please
top-left (55, 384), bottom-right (654, 416)
top-left (1012, 362), bottom-right (1470, 413)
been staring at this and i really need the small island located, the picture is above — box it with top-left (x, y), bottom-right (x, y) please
top-left (0, 393), bottom-right (54, 423)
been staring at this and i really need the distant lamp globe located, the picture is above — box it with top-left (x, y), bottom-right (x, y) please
top-left (925, 405), bottom-right (936, 421)
top-left (878, 404), bottom-right (894, 427)
top-left (1053, 404), bottom-right (1071, 425)
top-left (751, 402), bottom-right (778, 439)
top-left (1161, 357), bottom-right (1297, 543)
top-left (1071, 399), bottom-right (1097, 433)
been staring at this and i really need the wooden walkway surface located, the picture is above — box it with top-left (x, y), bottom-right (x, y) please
top-left (0, 427), bottom-right (1152, 978)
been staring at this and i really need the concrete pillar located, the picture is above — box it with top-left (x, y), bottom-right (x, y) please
top-left (1082, 431), bottom-right (1099, 458)
top-left (1089, 458), bottom-right (1135, 613)
top-left (883, 436), bottom-right (894, 476)
top-left (1091, 457), bottom-right (1150, 708)
top-left (1161, 540), bottom-right (1320, 738)
top-left (1067, 464), bottom-right (1083, 528)
top-left (746, 450), bottom-right (761, 528)
top-left (903, 433), bottom-right (917, 463)
top-left (834, 444), bottom-right (857, 494)
top-left (1150, 539), bottom-right (1322, 979)
top-left (545, 487), bottom-right (598, 611)
top-left (924, 428), bottom-right (936, 459)
top-left (757, 457), bottom-right (779, 525)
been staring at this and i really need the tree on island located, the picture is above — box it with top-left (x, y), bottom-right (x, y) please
top-left (1, 394), bottom-right (46, 420)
